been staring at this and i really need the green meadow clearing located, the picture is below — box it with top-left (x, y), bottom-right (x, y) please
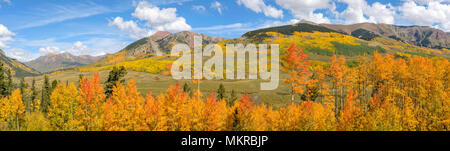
top-left (23, 70), bottom-right (297, 109)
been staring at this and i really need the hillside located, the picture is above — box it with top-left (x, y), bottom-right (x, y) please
top-left (320, 22), bottom-right (450, 49)
top-left (0, 49), bottom-right (40, 77)
top-left (94, 31), bottom-right (224, 66)
top-left (25, 52), bottom-right (104, 73)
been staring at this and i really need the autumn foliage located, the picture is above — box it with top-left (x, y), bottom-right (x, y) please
top-left (0, 47), bottom-right (449, 131)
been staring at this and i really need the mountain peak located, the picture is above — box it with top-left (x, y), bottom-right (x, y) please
top-left (151, 31), bottom-right (171, 41)
top-left (26, 52), bottom-right (105, 73)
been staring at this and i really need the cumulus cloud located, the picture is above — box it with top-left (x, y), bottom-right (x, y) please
top-left (275, 0), bottom-right (333, 23)
top-left (210, 1), bottom-right (223, 15)
top-left (39, 46), bottom-right (61, 54)
top-left (338, 0), bottom-right (396, 24)
top-left (237, 0), bottom-right (283, 18)
top-left (4, 48), bottom-right (40, 62)
top-left (110, 1), bottom-right (191, 39)
top-left (0, 24), bottom-right (15, 49)
top-left (109, 17), bottom-right (153, 39)
top-left (399, 0), bottom-right (450, 31)
top-left (192, 5), bottom-right (206, 12)
top-left (132, 1), bottom-right (191, 31)
top-left (66, 41), bottom-right (90, 55)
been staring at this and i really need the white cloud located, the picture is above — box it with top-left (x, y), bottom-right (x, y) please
top-left (132, 1), bottom-right (191, 32)
top-left (412, 0), bottom-right (450, 5)
top-left (237, 0), bottom-right (283, 18)
top-left (275, 0), bottom-right (332, 23)
top-left (192, 5), bottom-right (206, 11)
top-left (36, 39), bottom-right (125, 57)
top-left (0, 24), bottom-right (15, 49)
top-left (66, 41), bottom-right (90, 55)
top-left (110, 1), bottom-right (191, 39)
top-left (338, 0), bottom-right (396, 24)
top-left (39, 46), bottom-right (61, 54)
top-left (109, 17), bottom-right (153, 39)
top-left (4, 48), bottom-right (40, 62)
top-left (210, 1), bottom-right (223, 15)
top-left (399, 0), bottom-right (450, 31)
top-left (365, 2), bottom-right (396, 24)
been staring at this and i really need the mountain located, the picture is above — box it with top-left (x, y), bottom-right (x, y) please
top-left (95, 31), bottom-right (224, 66)
top-left (25, 52), bottom-right (105, 73)
top-left (239, 21), bottom-right (449, 59)
top-left (319, 22), bottom-right (450, 49)
top-left (0, 49), bottom-right (40, 77)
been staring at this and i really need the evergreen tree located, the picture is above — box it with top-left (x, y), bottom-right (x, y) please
top-left (0, 63), bottom-right (7, 97)
top-left (104, 66), bottom-right (127, 97)
top-left (228, 90), bottom-right (238, 106)
top-left (6, 69), bottom-right (13, 95)
top-left (31, 78), bottom-right (37, 101)
top-left (51, 80), bottom-right (58, 91)
top-left (19, 77), bottom-right (28, 103)
top-left (182, 83), bottom-right (192, 96)
top-left (41, 75), bottom-right (51, 113)
top-left (217, 83), bottom-right (226, 100)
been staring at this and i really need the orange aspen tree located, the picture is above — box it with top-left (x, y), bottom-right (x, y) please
top-left (328, 55), bottom-right (348, 114)
top-left (282, 43), bottom-right (312, 102)
top-left (143, 91), bottom-right (159, 130)
top-left (76, 72), bottom-right (106, 131)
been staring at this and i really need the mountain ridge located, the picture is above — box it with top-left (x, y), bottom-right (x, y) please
top-left (318, 22), bottom-right (450, 49)
top-left (25, 52), bottom-right (105, 73)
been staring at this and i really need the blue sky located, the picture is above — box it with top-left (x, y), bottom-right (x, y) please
top-left (0, 0), bottom-right (449, 62)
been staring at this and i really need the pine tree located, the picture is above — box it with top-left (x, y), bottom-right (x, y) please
top-left (0, 63), bottom-right (7, 97)
top-left (217, 83), bottom-right (226, 100)
top-left (41, 75), bottom-right (51, 113)
top-left (31, 79), bottom-right (37, 102)
top-left (104, 66), bottom-right (127, 97)
top-left (6, 69), bottom-right (13, 95)
top-left (182, 83), bottom-right (192, 96)
top-left (51, 80), bottom-right (58, 91)
top-left (19, 77), bottom-right (28, 111)
top-left (228, 90), bottom-right (237, 106)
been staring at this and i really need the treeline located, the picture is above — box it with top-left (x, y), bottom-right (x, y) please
top-left (0, 44), bottom-right (449, 131)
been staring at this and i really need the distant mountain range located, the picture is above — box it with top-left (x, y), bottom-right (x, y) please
top-left (25, 52), bottom-right (105, 73)
top-left (245, 20), bottom-right (450, 49)
top-left (0, 49), bottom-right (40, 77)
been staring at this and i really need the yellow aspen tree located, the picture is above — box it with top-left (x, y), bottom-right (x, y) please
top-left (48, 83), bottom-right (79, 130)
top-left (9, 89), bottom-right (25, 131)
